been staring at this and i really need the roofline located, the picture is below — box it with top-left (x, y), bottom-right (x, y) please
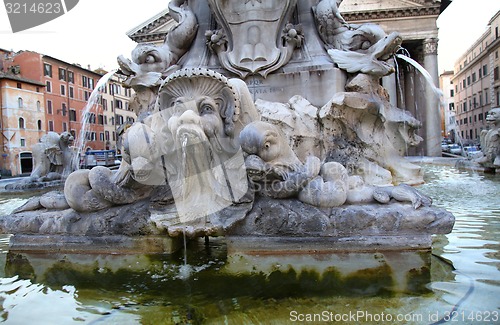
top-left (42, 55), bottom-right (104, 77)
top-left (0, 72), bottom-right (46, 86)
top-left (488, 10), bottom-right (500, 25)
top-left (126, 8), bottom-right (170, 38)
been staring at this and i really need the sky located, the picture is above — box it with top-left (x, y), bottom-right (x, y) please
top-left (1, 0), bottom-right (500, 74)
top-left (0, 1), bottom-right (169, 71)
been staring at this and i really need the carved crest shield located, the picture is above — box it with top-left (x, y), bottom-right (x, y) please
top-left (207, 0), bottom-right (298, 78)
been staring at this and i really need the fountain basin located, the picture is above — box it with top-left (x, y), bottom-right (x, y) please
top-left (0, 196), bottom-right (454, 253)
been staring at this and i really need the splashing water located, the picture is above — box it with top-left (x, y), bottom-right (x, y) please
top-left (395, 54), bottom-right (444, 105)
top-left (70, 69), bottom-right (117, 172)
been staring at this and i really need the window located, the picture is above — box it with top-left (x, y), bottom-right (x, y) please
top-left (16, 82), bottom-right (22, 89)
top-left (60, 84), bottom-right (66, 96)
top-left (47, 100), bottom-right (53, 114)
top-left (98, 114), bottom-right (104, 125)
top-left (483, 65), bottom-right (488, 76)
top-left (46, 81), bottom-right (52, 92)
top-left (102, 99), bottom-right (107, 110)
top-left (86, 132), bottom-right (96, 141)
top-left (450, 89), bottom-right (454, 97)
top-left (44, 63), bottom-right (52, 77)
top-left (467, 76), bottom-right (471, 85)
top-left (69, 86), bottom-right (74, 98)
top-left (479, 68), bottom-right (482, 78)
top-left (85, 113), bottom-right (96, 124)
top-left (494, 67), bottom-right (500, 81)
top-left (105, 131), bottom-right (110, 141)
top-left (115, 99), bottom-right (123, 109)
top-left (69, 109), bottom-right (77, 122)
top-left (84, 91), bottom-right (90, 101)
top-left (463, 101), bottom-right (467, 112)
top-left (474, 115), bottom-right (477, 122)
top-left (462, 79), bottom-right (466, 88)
top-left (449, 103), bottom-right (454, 111)
top-left (472, 72), bottom-right (476, 82)
top-left (36, 101), bottom-right (41, 111)
top-left (18, 97), bottom-right (23, 108)
top-left (464, 117), bottom-right (467, 124)
top-left (62, 122), bottom-right (67, 132)
top-left (68, 71), bottom-right (74, 83)
top-left (88, 78), bottom-right (94, 89)
top-left (20, 138), bottom-right (25, 147)
top-left (18, 117), bottom-right (25, 129)
top-left (59, 68), bottom-right (66, 81)
top-left (37, 120), bottom-right (42, 130)
top-left (61, 103), bottom-right (67, 116)
top-left (485, 91), bottom-right (489, 104)
top-left (99, 132), bottom-right (104, 141)
top-left (479, 113), bottom-right (483, 121)
top-left (82, 75), bottom-right (88, 88)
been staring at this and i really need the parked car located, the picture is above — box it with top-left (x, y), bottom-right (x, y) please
top-left (441, 142), bottom-right (449, 151)
top-left (463, 146), bottom-right (483, 159)
top-left (448, 144), bottom-right (462, 155)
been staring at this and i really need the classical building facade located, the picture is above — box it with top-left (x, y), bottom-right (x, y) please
top-left (451, 10), bottom-right (500, 146)
top-left (100, 74), bottom-right (135, 153)
top-left (5, 51), bottom-right (106, 150)
top-left (439, 70), bottom-right (456, 142)
top-left (0, 72), bottom-right (46, 176)
top-left (0, 49), bottom-right (135, 176)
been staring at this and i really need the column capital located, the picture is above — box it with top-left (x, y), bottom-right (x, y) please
top-left (423, 38), bottom-right (438, 55)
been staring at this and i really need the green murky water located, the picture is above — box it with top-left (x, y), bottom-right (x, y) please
top-left (0, 164), bottom-right (498, 324)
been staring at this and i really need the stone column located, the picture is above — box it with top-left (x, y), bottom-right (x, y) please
top-left (382, 58), bottom-right (397, 107)
top-left (423, 38), bottom-right (442, 156)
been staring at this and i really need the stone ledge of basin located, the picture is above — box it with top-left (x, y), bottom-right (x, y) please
top-left (1, 180), bottom-right (63, 194)
top-left (225, 235), bottom-right (433, 253)
top-left (226, 197), bottom-right (455, 238)
top-left (0, 199), bottom-right (161, 237)
top-left (8, 234), bottom-right (181, 254)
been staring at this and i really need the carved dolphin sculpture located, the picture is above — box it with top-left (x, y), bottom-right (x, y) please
top-left (328, 32), bottom-right (402, 76)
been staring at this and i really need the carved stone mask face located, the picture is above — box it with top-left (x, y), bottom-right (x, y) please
top-left (486, 108), bottom-right (500, 123)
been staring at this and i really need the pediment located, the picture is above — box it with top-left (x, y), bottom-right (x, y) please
top-left (340, 0), bottom-right (443, 21)
top-left (340, 0), bottom-right (440, 12)
top-left (126, 8), bottom-right (176, 43)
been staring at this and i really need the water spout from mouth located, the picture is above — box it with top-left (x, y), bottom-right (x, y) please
top-left (395, 54), bottom-right (444, 105)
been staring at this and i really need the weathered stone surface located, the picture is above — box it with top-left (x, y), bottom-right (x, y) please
top-left (0, 200), bottom-right (157, 237)
top-left (227, 196), bottom-right (454, 240)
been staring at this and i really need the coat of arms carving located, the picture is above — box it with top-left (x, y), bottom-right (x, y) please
top-left (206, 0), bottom-right (302, 78)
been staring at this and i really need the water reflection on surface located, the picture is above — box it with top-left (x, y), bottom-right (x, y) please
top-left (0, 164), bottom-right (498, 324)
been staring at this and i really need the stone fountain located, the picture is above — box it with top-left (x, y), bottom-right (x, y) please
top-left (0, 0), bottom-right (454, 254)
